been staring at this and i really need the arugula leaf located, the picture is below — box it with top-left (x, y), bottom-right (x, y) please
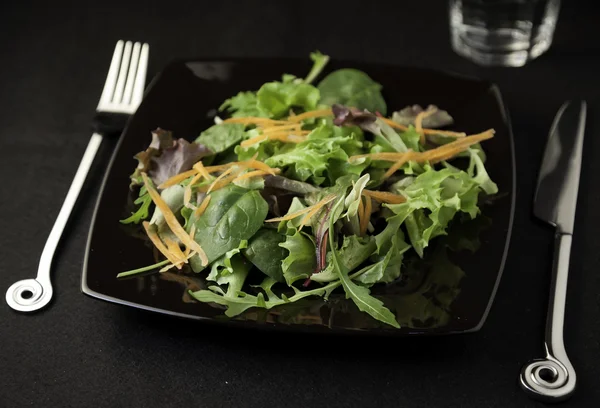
top-left (318, 69), bottom-right (387, 115)
top-left (358, 216), bottom-right (410, 285)
top-left (219, 91), bottom-right (267, 118)
top-left (256, 81), bottom-right (320, 118)
top-left (280, 230), bottom-right (316, 285)
top-left (312, 234), bottom-right (376, 283)
top-left (120, 186), bottom-right (152, 224)
top-left (303, 51), bottom-right (330, 85)
top-left (468, 148), bottom-right (498, 195)
top-left (328, 198), bottom-right (400, 328)
top-left (189, 185), bottom-right (268, 271)
top-left (243, 229), bottom-right (287, 282)
top-left (195, 123), bottom-right (245, 155)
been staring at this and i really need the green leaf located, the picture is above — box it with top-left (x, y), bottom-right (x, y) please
top-left (327, 198), bottom-right (400, 328)
top-left (149, 185), bottom-right (185, 228)
top-left (469, 148), bottom-right (498, 195)
top-left (189, 185), bottom-right (268, 271)
top-left (304, 51), bottom-right (330, 85)
top-left (264, 123), bottom-right (362, 186)
top-left (207, 240), bottom-right (250, 284)
top-left (243, 229), bottom-right (287, 282)
top-left (195, 123), bottom-right (245, 155)
top-left (343, 174), bottom-right (370, 218)
top-left (257, 82), bottom-right (320, 118)
top-left (318, 69), bottom-right (387, 115)
top-left (280, 230), bottom-right (316, 285)
top-left (219, 91), bottom-right (267, 118)
top-left (120, 186), bottom-right (152, 224)
top-left (312, 235), bottom-right (376, 283)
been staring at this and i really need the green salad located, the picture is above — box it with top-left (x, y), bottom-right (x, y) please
top-left (119, 52), bottom-right (497, 328)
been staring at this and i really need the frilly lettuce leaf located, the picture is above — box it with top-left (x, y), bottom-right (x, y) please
top-left (264, 123), bottom-right (363, 186)
top-left (219, 91), bottom-right (266, 118)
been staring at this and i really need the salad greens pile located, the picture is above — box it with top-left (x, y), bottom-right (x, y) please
top-left (119, 52), bottom-right (498, 328)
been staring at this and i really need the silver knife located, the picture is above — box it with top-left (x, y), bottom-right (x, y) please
top-left (520, 100), bottom-right (586, 402)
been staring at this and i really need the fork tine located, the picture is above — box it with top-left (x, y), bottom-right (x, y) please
top-left (122, 42), bottom-right (141, 105)
top-left (112, 41), bottom-right (132, 104)
top-left (131, 43), bottom-right (149, 109)
top-left (98, 40), bottom-right (124, 108)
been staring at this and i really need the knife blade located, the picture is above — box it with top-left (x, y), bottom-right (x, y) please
top-left (520, 100), bottom-right (586, 402)
top-left (534, 100), bottom-right (587, 233)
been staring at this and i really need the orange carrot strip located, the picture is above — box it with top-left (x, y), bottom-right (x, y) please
top-left (158, 169), bottom-right (198, 189)
top-left (142, 173), bottom-right (209, 266)
top-left (362, 189), bottom-right (406, 204)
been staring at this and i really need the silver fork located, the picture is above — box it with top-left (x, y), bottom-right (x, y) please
top-left (5, 40), bottom-right (149, 312)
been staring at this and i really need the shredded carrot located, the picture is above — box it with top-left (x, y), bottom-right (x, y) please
top-left (223, 117), bottom-right (289, 126)
top-left (158, 169), bottom-right (197, 189)
top-left (233, 170), bottom-right (270, 182)
top-left (184, 173), bottom-right (203, 210)
top-left (193, 162), bottom-right (212, 180)
top-left (358, 196), bottom-right (366, 235)
top-left (159, 250), bottom-right (198, 273)
top-left (380, 117), bottom-right (467, 138)
top-left (362, 196), bottom-right (372, 235)
top-left (287, 108), bottom-right (333, 123)
top-left (240, 133), bottom-right (268, 148)
top-left (163, 236), bottom-right (187, 265)
top-left (350, 152), bottom-right (413, 162)
top-left (265, 205), bottom-right (315, 223)
top-left (383, 151), bottom-right (416, 179)
top-left (142, 221), bottom-right (181, 266)
top-left (142, 173), bottom-right (208, 266)
top-left (415, 108), bottom-right (438, 145)
top-left (261, 124), bottom-right (301, 133)
top-left (194, 195), bottom-right (212, 218)
top-left (204, 163), bottom-right (235, 173)
top-left (298, 194), bottom-right (337, 229)
top-left (241, 159), bottom-right (279, 175)
top-left (204, 167), bottom-right (235, 194)
top-left (362, 189), bottom-right (406, 204)
top-left (419, 129), bottom-right (494, 163)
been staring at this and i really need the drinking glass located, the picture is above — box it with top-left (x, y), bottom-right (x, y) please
top-left (449, 0), bottom-right (561, 67)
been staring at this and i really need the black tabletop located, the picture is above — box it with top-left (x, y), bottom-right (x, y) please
top-left (1, 1), bottom-right (599, 407)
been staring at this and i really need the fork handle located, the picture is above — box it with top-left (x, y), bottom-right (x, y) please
top-left (5, 133), bottom-right (103, 312)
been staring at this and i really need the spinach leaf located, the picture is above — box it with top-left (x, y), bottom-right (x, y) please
top-left (257, 82), bottom-right (320, 118)
top-left (328, 198), bottom-right (400, 328)
top-left (195, 123), bottom-right (245, 155)
top-left (243, 229), bottom-right (287, 282)
top-left (318, 69), bottom-right (387, 115)
top-left (189, 185), bottom-right (268, 271)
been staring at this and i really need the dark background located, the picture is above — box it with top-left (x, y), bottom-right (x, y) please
top-left (1, 1), bottom-right (599, 407)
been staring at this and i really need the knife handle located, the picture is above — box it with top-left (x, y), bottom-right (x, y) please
top-left (520, 233), bottom-right (576, 401)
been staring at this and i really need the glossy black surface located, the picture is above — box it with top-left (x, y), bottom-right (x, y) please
top-left (82, 59), bottom-right (515, 335)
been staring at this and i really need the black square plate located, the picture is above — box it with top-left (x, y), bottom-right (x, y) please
top-left (82, 58), bottom-right (515, 335)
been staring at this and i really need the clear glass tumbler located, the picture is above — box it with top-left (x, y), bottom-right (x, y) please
top-left (450, 0), bottom-right (561, 67)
